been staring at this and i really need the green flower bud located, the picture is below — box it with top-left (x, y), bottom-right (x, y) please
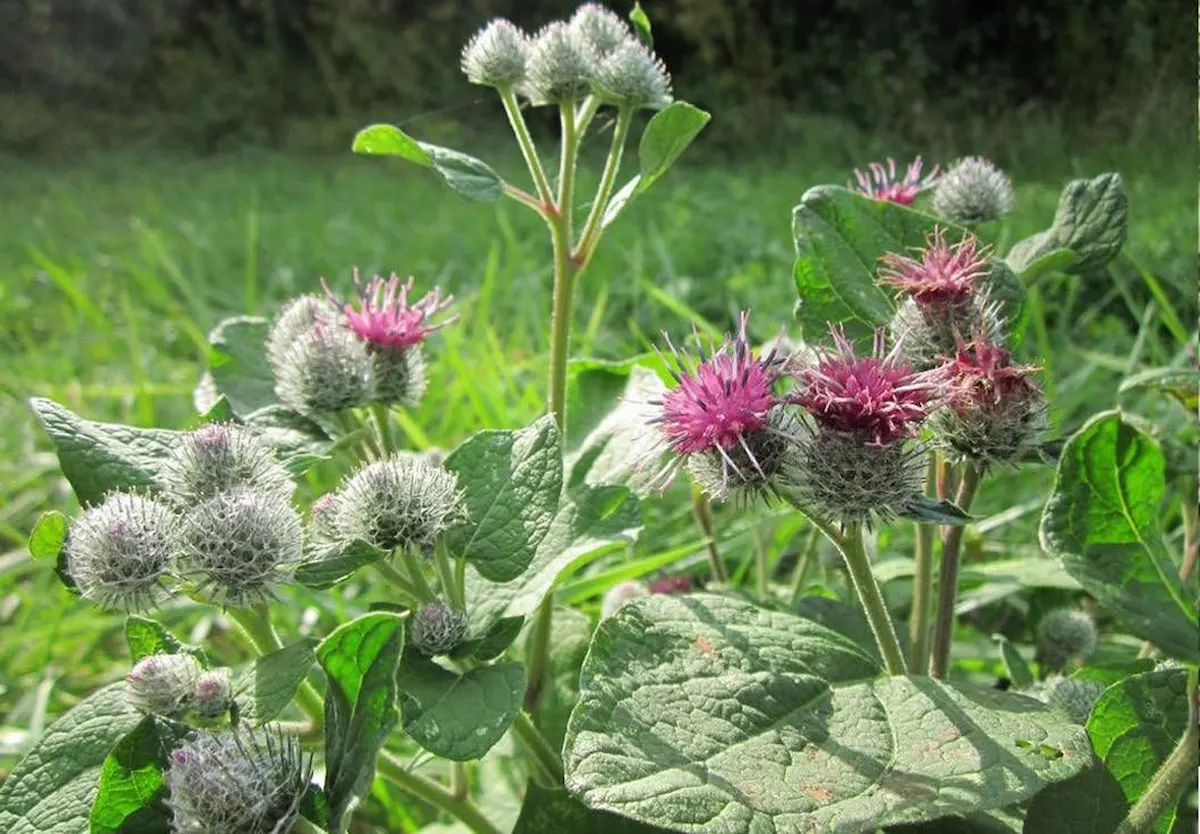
top-left (933, 156), bottom-right (1014, 225)
top-left (177, 487), bottom-right (303, 607)
top-left (165, 727), bottom-right (311, 834)
top-left (524, 21), bottom-right (597, 105)
top-left (266, 295), bottom-right (331, 369)
top-left (410, 601), bottom-right (469, 656)
top-left (461, 18), bottom-right (529, 89)
top-left (370, 343), bottom-right (427, 407)
top-left (1036, 609), bottom-right (1098, 672)
top-left (592, 39), bottom-right (672, 111)
top-left (274, 324), bottom-right (372, 416)
top-left (332, 456), bottom-right (465, 555)
top-left (66, 493), bottom-right (177, 612)
top-left (191, 668), bottom-right (233, 720)
top-left (125, 653), bottom-right (203, 716)
top-left (158, 422), bottom-right (293, 509)
top-left (571, 3), bottom-right (634, 57)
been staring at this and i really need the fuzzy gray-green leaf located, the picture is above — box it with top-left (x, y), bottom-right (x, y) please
top-left (1007, 174), bottom-right (1127, 275)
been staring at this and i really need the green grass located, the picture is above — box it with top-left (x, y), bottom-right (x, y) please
top-left (0, 117), bottom-right (1194, 827)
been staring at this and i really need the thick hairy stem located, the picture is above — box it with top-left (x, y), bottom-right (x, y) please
top-left (433, 538), bottom-right (465, 611)
top-left (575, 107), bottom-right (633, 265)
top-left (511, 711), bottom-right (565, 785)
top-left (369, 403), bottom-right (394, 456)
top-left (929, 464), bottom-right (984, 679)
top-left (837, 522), bottom-right (908, 676)
top-left (908, 455), bottom-right (940, 674)
top-left (373, 560), bottom-right (422, 608)
top-left (378, 752), bottom-right (503, 834)
top-left (499, 87), bottom-right (553, 205)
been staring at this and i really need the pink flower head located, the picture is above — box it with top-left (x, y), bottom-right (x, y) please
top-left (942, 336), bottom-right (1040, 415)
top-left (649, 574), bottom-right (696, 595)
top-left (851, 156), bottom-right (939, 205)
top-left (792, 326), bottom-right (943, 445)
top-left (653, 311), bottom-right (784, 459)
top-left (323, 270), bottom-right (456, 351)
top-left (879, 227), bottom-right (993, 305)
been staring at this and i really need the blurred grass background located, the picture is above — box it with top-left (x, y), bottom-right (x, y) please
top-left (0, 0), bottom-right (1195, 827)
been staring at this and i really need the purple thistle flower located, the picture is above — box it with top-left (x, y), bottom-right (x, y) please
top-left (323, 270), bottom-right (456, 351)
top-left (792, 326), bottom-right (943, 446)
top-left (650, 311), bottom-right (795, 496)
top-left (942, 337), bottom-right (1040, 415)
top-left (851, 156), bottom-right (939, 205)
top-left (878, 227), bottom-right (993, 306)
top-left (649, 574), bottom-right (696, 595)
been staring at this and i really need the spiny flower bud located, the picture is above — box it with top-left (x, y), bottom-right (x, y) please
top-left (571, 3), bottom-right (634, 57)
top-left (1036, 609), bottom-right (1098, 672)
top-left (125, 653), bottom-right (203, 716)
top-left (66, 493), bottom-right (177, 611)
top-left (601, 580), bottom-right (648, 618)
top-left (889, 293), bottom-right (1005, 371)
top-left (265, 295), bottom-right (331, 369)
top-left (592, 39), bottom-right (672, 111)
top-left (370, 344), bottom-right (427, 407)
top-left (524, 21), bottom-right (597, 105)
top-left (1031, 675), bottom-right (1104, 725)
top-left (933, 156), bottom-right (1014, 224)
top-left (786, 428), bottom-right (928, 525)
top-left (929, 337), bottom-right (1048, 466)
top-left (651, 311), bottom-right (795, 499)
top-left (158, 422), bottom-right (293, 509)
top-left (850, 156), bottom-right (938, 205)
top-left (191, 668), bottom-right (233, 720)
top-left (410, 601), bottom-right (469, 656)
top-left (461, 18), bottom-right (530, 89)
top-left (177, 487), bottom-right (303, 606)
top-left (273, 323), bottom-right (372, 416)
top-left (165, 727), bottom-right (311, 834)
top-left (685, 406), bottom-right (804, 503)
top-left (332, 456), bottom-right (465, 555)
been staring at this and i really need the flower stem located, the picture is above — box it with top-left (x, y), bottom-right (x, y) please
top-left (788, 526), bottom-right (821, 607)
top-left (908, 455), bottom-right (939, 675)
top-left (373, 560), bottom-right (422, 608)
top-left (369, 403), bottom-right (394, 456)
top-left (399, 547), bottom-right (438, 603)
top-left (574, 94), bottom-right (601, 136)
top-left (930, 463), bottom-right (984, 679)
top-left (1114, 669), bottom-right (1198, 834)
top-left (434, 539), bottom-right (465, 611)
top-left (575, 106), bottom-right (633, 266)
top-left (227, 604), bottom-right (325, 729)
top-left (451, 761), bottom-right (469, 801)
top-left (837, 522), bottom-right (908, 676)
top-left (752, 524), bottom-right (769, 599)
top-left (378, 751), bottom-right (503, 834)
top-left (691, 483), bottom-right (727, 583)
top-left (511, 710), bottom-right (565, 785)
top-left (499, 88), bottom-right (553, 205)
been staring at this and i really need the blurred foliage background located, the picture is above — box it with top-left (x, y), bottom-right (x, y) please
top-left (1, 0), bottom-right (1193, 154)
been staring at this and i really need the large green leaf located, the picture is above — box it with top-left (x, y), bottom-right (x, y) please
top-left (351, 124), bottom-right (504, 202)
top-left (29, 398), bottom-right (179, 505)
top-left (1007, 174), bottom-right (1127, 275)
top-left (89, 715), bottom-right (192, 834)
top-left (398, 653), bottom-right (525, 761)
top-left (514, 780), bottom-right (675, 833)
top-left (445, 416), bottom-right (564, 583)
top-left (1024, 667), bottom-right (1191, 833)
top-left (568, 365), bottom-right (668, 496)
top-left (318, 612), bottom-right (405, 830)
top-left (202, 316), bottom-right (276, 416)
top-left (1039, 411), bottom-right (1197, 661)
top-left (0, 683), bottom-right (143, 834)
top-left (564, 594), bottom-right (1092, 833)
top-left (466, 483), bottom-right (642, 636)
top-left (232, 638), bottom-right (318, 724)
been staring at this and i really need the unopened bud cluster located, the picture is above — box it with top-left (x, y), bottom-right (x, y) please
top-left (165, 727), bottom-right (311, 834)
top-left (125, 653), bottom-right (232, 720)
top-left (410, 601), bottom-right (470, 656)
top-left (461, 4), bottom-right (671, 110)
top-left (65, 422), bottom-right (303, 611)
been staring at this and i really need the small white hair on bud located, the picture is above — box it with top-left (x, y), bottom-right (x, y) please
top-left (523, 21), bottom-right (598, 105)
top-left (332, 456), bottom-right (465, 555)
top-left (125, 653), bottom-right (203, 716)
top-left (274, 323), bottom-right (373, 415)
top-left (785, 428), bottom-right (928, 525)
top-left (370, 343), bottom-right (427, 408)
top-left (601, 580), bottom-right (648, 619)
top-left (889, 292), bottom-right (1007, 371)
top-left (1036, 609), bottom-right (1098, 672)
top-left (165, 726), bottom-right (311, 834)
top-left (66, 492), bottom-right (178, 612)
top-left (176, 487), bottom-right (303, 607)
top-left (410, 601), bottom-right (469, 656)
top-left (191, 668), bottom-right (233, 719)
top-left (570, 3), bottom-right (634, 57)
top-left (158, 422), bottom-right (293, 510)
top-left (1030, 675), bottom-right (1104, 725)
top-left (461, 18), bottom-right (530, 88)
top-left (686, 406), bottom-right (803, 504)
top-left (592, 39), bottom-right (672, 111)
top-left (266, 294), bottom-right (332, 369)
top-left (932, 156), bottom-right (1014, 225)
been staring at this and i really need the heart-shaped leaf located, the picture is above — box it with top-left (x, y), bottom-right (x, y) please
top-left (1039, 411), bottom-right (1198, 662)
top-left (564, 594), bottom-right (1092, 833)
